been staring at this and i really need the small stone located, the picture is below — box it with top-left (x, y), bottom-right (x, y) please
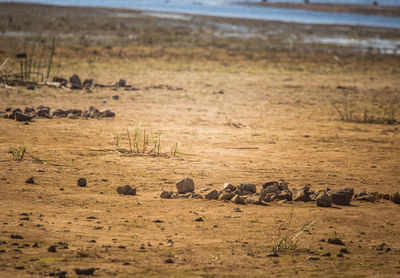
top-left (262, 193), bottom-right (277, 202)
top-left (316, 193), bottom-right (332, 207)
top-left (221, 183), bottom-right (236, 192)
top-left (112, 95), bottom-right (120, 100)
top-left (15, 112), bottom-right (33, 122)
top-left (231, 195), bottom-right (245, 204)
top-left (164, 258), bottom-right (174, 264)
top-left (219, 192), bottom-right (235, 201)
top-left (391, 192), bottom-right (400, 204)
top-left (307, 256), bottom-right (320, 261)
top-left (261, 184), bottom-right (279, 194)
top-left (292, 187), bottom-right (311, 202)
top-left (77, 178), bottom-right (87, 187)
top-left (237, 184), bottom-right (257, 193)
top-left (160, 191), bottom-right (173, 199)
top-left (25, 177), bottom-right (35, 184)
top-left (328, 188), bottom-right (354, 206)
top-left (118, 79), bottom-right (126, 87)
top-left (205, 189), bottom-right (219, 200)
top-left (10, 234), bottom-right (23, 239)
top-left (74, 268), bottom-right (95, 275)
top-left (244, 195), bottom-right (263, 205)
top-left (262, 181), bottom-right (279, 189)
top-left (321, 252), bottom-right (331, 257)
top-left (69, 74), bottom-right (82, 89)
top-left (340, 248), bottom-right (349, 254)
top-left (355, 194), bottom-right (376, 203)
top-left (232, 207), bottom-right (243, 213)
top-left (117, 185), bottom-right (136, 195)
top-left (47, 245), bottom-right (57, 252)
top-left (100, 109), bottom-right (115, 118)
top-left (176, 177), bottom-right (195, 194)
top-left (266, 252), bottom-right (279, 257)
top-left (336, 253), bottom-right (344, 258)
top-left (327, 238), bottom-right (345, 246)
top-left (194, 217), bottom-right (203, 222)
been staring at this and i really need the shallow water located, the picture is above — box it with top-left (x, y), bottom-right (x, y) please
top-left (2, 0), bottom-right (400, 29)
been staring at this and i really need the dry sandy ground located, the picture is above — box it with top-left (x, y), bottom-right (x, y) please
top-left (1, 3), bottom-right (400, 278)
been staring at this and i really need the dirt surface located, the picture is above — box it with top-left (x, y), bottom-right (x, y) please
top-left (1, 3), bottom-right (400, 278)
top-left (246, 2), bottom-right (400, 17)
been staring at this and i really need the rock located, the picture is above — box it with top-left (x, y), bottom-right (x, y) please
top-left (275, 191), bottom-right (292, 201)
top-left (194, 217), bottom-right (203, 222)
top-left (307, 256), bottom-right (320, 261)
top-left (244, 195), bottom-right (263, 205)
top-left (68, 114), bottom-right (78, 119)
top-left (77, 178), bottom-right (87, 187)
top-left (118, 79), bottom-right (126, 87)
top-left (262, 193), bottom-right (277, 202)
top-left (53, 77), bottom-right (68, 87)
top-left (391, 192), bottom-right (400, 204)
top-left (74, 268), bottom-right (95, 275)
top-left (316, 193), bottom-right (332, 207)
top-left (221, 183), bottom-right (236, 192)
top-left (36, 106), bottom-right (51, 118)
top-left (52, 109), bottom-right (67, 117)
top-left (237, 183), bottom-right (257, 193)
top-left (49, 270), bottom-right (67, 278)
top-left (355, 194), bottom-right (376, 203)
top-left (262, 181), bottom-right (279, 189)
top-left (47, 245), bottom-right (57, 252)
top-left (266, 252), bottom-right (279, 257)
top-left (205, 190), bottom-right (219, 200)
top-left (292, 187), bottom-right (311, 202)
top-left (176, 178), bottom-right (195, 194)
top-left (117, 185), bottom-right (136, 195)
top-left (10, 234), bottom-right (23, 239)
top-left (190, 193), bottom-right (203, 199)
top-left (231, 195), bottom-right (245, 204)
top-left (321, 252), bottom-right (331, 257)
top-left (328, 188), bottom-right (354, 206)
top-left (278, 182), bottom-right (289, 191)
top-left (340, 248), bottom-right (349, 254)
top-left (160, 191), bottom-right (173, 199)
top-left (100, 109), bottom-right (115, 118)
top-left (83, 79), bottom-right (94, 88)
top-left (327, 238), bottom-right (345, 246)
top-left (25, 177), bottom-right (35, 184)
top-left (261, 184), bottom-right (279, 194)
top-left (164, 258), bottom-right (174, 264)
top-left (218, 192), bottom-right (235, 201)
top-left (69, 109), bottom-right (83, 116)
top-left (83, 106), bottom-right (100, 118)
top-left (69, 74), bottom-right (82, 89)
top-left (24, 107), bottom-right (35, 114)
top-left (382, 194), bottom-right (390, 200)
top-left (112, 95), bottom-right (120, 100)
top-left (232, 207), bottom-right (243, 212)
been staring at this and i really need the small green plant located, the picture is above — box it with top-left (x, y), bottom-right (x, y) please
top-left (272, 210), bottom-right (317, 253)
top-left (170, 142), bottom-right (179, 156)
top-left (11, 144), bottom-right (27, 161)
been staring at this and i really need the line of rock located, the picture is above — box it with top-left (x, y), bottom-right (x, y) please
top-left (160, 178), bottom-right (400, 207)
top-left (1, 106), bottom-right (115, 122)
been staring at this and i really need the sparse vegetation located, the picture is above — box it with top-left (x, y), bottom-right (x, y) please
top-left (10, 143), bottom-right (27, 161)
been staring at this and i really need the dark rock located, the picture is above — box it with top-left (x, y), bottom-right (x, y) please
top-left (231, 195), bottom-right (245, 204)
top-left (24, 107), bottom-right (35, 114)
top-left (15, 112), bottom-right (33, 122)
top-left (112, 95), bottom-right (120, 100)
top-left (47, 245), bottom-right (57, 252)
top-left (391, 192), bottom-right (400, 204)
top-left (327, 238), bottom-right (345, 246)
top-left (83, 79), bottom-right (94, 88)
top-left (117, 185), bottom-right (136, 195)
top-left (118, 79), bottom-right (126, 87)
top-left (262, 181), bottom-right (279, 189)
top-left (100, 109), bottom-right (115, 117)
top-left (292, 187), bottom-right (311, 202)
top-left (51, 109), bottom-right (67, 117)
top-left (321, 252), bottom-right (331, 257)
top-left (275, 191), bottom-right (292, 201)
top-left (307, 256), bottom-right (320, 261)
top-left (316, 193), bottom-right (332, 207)
top-left (53, 77), bottom-right (68, 87)
top-left (237, 183), bottom-right (257, 193)
top-left (69, 74), bottom-right (82, 89)
top-left (263, 193), bottom-right (277, 202)
top-left (176, 177), bottom-right (195, 194)
top-left (32, 243), bottom-right (39, 248)
top-left (77, 178), bottom-right (87, 187)
top-left (266, 252), bottom-right (279, 257)
top-left (74, 268), bottom-right (95, 275)
top-left (328, 188), bottom-right (354, 206)
top-left (244, 195), bottom-right (263, 205)
top-left (340, 248), bottom-right (349, 254)
top-left (221, 183), bottom-right (236, 192)
top-left (261, 184), bottom-right (279, 194)
top-left (10, 234), bottom-right (24, 239)
top-left (164, 258), bottom-right (174, 264)
top-left (218, 192), bottom-right (235, 201)
top-left (25, 177), bottom-right (35, 184)
top-left (83, 106), bottom-right (100, 118)
top-left (49, 270), bottom-right (67, 278)
top-left (205, 189), bottom-right (219, 200)
top-left (355, 194), bottom-right (376, 203)
top-left (36, 106), bottom-right (51, 118)
top-left (160, 191), bottom-right (173, 199)
top-left (27, 85), bottom-right (35, 90)
top-left (194, 217), bottom-right (203, 222)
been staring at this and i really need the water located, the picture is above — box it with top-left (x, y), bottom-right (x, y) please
top-left (2, 0), bottom-right (400, 29)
